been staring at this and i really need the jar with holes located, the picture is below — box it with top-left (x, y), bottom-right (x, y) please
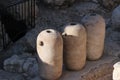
top-left (37, 29), bottom-right (63, 80)
top-left (62, 23), bottom-right (87, 70)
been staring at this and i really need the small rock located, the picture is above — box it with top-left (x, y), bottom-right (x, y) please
top-left (4, 55), bottom-right (39, 77)
top-left (41, 0), bottom-right (75, 8)
top-left (98, 0), bottom-right (120, 10)
top-left (4, 55), bottom-right (24, 72)
top-left (0, 70), bottom-right (25, 80)
top-left (111, 5), bottom-right (120, 31)
top-left (104, 31), bottom-right (120, 57)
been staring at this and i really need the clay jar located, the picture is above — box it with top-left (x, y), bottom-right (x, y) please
top-left (37, 29), bottom-right (63, 80)
top-left (81, 13), bottom-right (105, 60)
top-left (113, 62), bottom-right (120, 80)
top-left (62, 23), bottom-right (87, 70)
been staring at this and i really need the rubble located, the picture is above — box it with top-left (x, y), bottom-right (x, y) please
top-left (111, 5), bottom-right (120, 31)
top-left (0, 70), bottom-right (25, 80)
top-left (4, 55), bottom-right (39, 77)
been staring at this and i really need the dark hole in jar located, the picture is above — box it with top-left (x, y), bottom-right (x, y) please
top-left (70, 23), bottom-right (76, 25)
top-left (40, 41), bottom-right (44, 46)
top-left (46, 30), bottom-right (51, 33)
top-left (64, 33), bottom-right (67, 36)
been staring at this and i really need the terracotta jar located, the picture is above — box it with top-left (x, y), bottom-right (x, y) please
top-left (37, 29), bottom-right (63, 80)
top-left (81, 13), bottom-right (105, 60)
top-left (62, 23), bottom-right (86, 70)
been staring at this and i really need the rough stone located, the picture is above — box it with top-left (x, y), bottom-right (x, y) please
top-left (98, 0), bottom-right (120, 10)
top-left (0, 70), bottom-right (25, 80)
top-left (98, 74), bottom-right (112, 80)
top-left (41, 0), bottom-right (75, 8)
top-left (75, 2), bottom-right (99, 15)
top-left (111, 5), bottom-right (120, 31)
top-left (104, 30), bottom-right (120, 57)
top-left (84, 0), bottom-right (99, 3)
top-left (4, 55), bottom-right (39, 77)
top-left (30, 77), bottom-right (42, 80)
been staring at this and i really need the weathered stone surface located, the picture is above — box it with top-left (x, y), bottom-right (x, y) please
top-left (59, 55), bottom-right (119, 80)
top-left (84, 0), bottom-right (99, 3)
top-left (111, 5), bottom-right (120, 31)
top-left (75, 2), bottom-right (99, 15)
top-left (0, 70), bottom-right (25, 80)
top-left (41, 0), bottom-right (75, 8)
top-left (30, 77), bottom-right (42, 80)
top-left (104, 30), bottom-right (120, 57)
top-left (98, 0), bottom-right (120, 10)
top-left (98, 74), bottom-right (112, 80)
top-left (4, 55), bottom-right (39, 77)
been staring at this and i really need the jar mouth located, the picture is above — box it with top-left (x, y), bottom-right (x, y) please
top-left (69, 23), bottom-right (77, 25)
top-left (46, 30), bottom-right (51, 33)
